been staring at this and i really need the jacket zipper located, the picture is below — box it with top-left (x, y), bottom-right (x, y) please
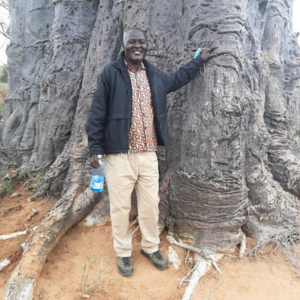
top-left (119, 66), bottom-right (132, 153)
top-left (151, 68), bottom-right (165, 145)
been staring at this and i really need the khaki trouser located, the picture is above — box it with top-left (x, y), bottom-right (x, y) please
top-left (105, 151), bottom-right (160, 257)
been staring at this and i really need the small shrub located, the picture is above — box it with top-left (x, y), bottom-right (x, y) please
top-left (0, 82), bottom-right (7, 119)
top-left (0, 97), bottom-right (5, 119)
top-left (23, 171), bottom-right (44, 196)
top-left (174, 232), bottom-right (181, 242)
top-left (0, 82), bottom-right (7, 97)
top-left (0, 65), bottom-right (8, 83)
top-left (0, 169), bottom-right (13, 194)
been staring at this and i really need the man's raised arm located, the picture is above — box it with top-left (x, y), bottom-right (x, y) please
top-left (165, 40), bottom-right (218, 93)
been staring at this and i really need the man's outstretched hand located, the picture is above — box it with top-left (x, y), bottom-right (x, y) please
top-left (200, 40), bottom-right (218, 62)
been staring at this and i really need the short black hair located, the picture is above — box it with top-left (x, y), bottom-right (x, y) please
top-left (123, 27), bottom-right (147, 42)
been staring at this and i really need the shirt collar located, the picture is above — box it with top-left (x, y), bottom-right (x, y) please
top-left (124, 59), bottom-right (146, 72)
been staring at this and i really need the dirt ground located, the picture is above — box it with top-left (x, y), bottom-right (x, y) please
top-left (1, 184), bottom-right (300, 300)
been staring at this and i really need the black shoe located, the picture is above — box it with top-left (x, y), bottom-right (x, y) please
top-left (140, 249), bottom-right (168, 270)
top-left (117, 256), bottom-right (133, 277)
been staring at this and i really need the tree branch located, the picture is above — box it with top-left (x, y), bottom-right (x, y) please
top-left (0, 0), bottom-right (9, 11)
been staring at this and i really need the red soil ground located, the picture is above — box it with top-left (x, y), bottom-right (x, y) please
top-left (1, 184), bottom-right (300, 300)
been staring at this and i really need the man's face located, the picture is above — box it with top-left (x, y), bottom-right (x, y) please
top-left (123, 29), bottom-right (148, 65)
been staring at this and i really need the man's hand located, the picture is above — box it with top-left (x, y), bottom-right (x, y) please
top-left (200, 40), bottom-right (218, 62)
top-left (90, 154), bottom-right (104, 169)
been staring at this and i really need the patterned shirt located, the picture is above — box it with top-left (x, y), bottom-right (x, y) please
top-left (125, 60), bottom-right (158, 153)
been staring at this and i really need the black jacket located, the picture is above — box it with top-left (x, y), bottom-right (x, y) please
top-left (88, 51), bottom-right (203, 156)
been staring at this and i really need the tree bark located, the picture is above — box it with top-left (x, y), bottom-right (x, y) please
top-left (1, 0), bottom-right (300, 297)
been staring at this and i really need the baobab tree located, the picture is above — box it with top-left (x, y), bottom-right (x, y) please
top-left (1, 0), bottom-right (300, 298)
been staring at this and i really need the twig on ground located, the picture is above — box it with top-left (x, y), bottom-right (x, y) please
top-left (209, 255), bottom-right (222, 275)
top-left (205, 280), bottom-right (222, 300)
top-left (179, 260), bottom-right (200, 289)
top-left (27, 209), bottom-right (38, 221)
top-left (10, 192), bottom-right (21, 198)
top-left (25, 214), bottom-right (50, 227)
top-left (181, 263), bottom-right (189, 274)
top-left (184, 249), bottom-right (191, 264)
top-left (0, 229), bottom-right (28, 240)
top-left (226, 254), bottom-right (247, 260)
top-left (177, 279), bottom-right (190, 283)
top-left (130, 216), bottom-right (138, 227)
top-left (131, 225), bottom-right (140, 236)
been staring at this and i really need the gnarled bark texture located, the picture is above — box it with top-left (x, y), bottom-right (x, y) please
top-left (1, 0), bottom-right (300, 298)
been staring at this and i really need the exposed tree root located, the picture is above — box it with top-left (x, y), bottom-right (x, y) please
top-left (239, 233), bottom-right (247, 257)
top-left (167, 235), bottom-right (203, 255)
top-left (167, 235), bottom-right (222, 272)
top-left (5, 186), bottom-right (100, 300)
top-left (181, 255), bottom-right (211, 300)
top-left (179, 258), bottom-right (198, 289)
top-left (0, 259), bottom-right (11, 271)
top-left (247, 226), bottom-right (300, 275)
top-left (167, 235), bottom-right (224, 299)
top-left (180, 253), bottom-right (224, 300)
top-left (1, 204), bottom-right (21, 216)
top-left (210, 255), bottom-right (222, 275)
top-left (27, 209), bottom-right (38, 221)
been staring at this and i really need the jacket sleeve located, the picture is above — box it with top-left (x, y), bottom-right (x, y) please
top-left (164, 55), bottom-right (204, 94)
top-left (87, 68), bottom-right (109, 156)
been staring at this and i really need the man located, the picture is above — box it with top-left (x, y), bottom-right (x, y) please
top-left (88, 27), bottom-right (217, 277)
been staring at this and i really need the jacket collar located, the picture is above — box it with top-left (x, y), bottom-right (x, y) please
top-left (112, 51), bottom-right (155, 72)
top-left (124, 59), bottom-right (146, 71)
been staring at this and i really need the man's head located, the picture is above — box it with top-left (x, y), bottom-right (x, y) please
top-left (123, 28), bottom-right (147, 66)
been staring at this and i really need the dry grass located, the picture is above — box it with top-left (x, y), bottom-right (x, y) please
top-left (21, 172), bottom-right (43, 196)
top-left (0, 168), bottom-right (12, 194)
top-left (81, 232), bottom-right (104, 297)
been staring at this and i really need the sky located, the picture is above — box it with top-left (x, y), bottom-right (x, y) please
top-left (0, 1), bottom-right (300, 66)
top-left (294, 0), bottom-right (300, 40)
top-left (0, 4), bottom-right (9, 66)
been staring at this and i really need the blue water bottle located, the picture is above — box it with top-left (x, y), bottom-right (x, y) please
top-left (194, 48), bottom-right (202, 59)
top-left (91, 155), bottom-right (105, 193)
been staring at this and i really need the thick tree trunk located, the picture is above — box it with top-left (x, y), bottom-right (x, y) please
top-left (1, 0), bottom-right (300, 297)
